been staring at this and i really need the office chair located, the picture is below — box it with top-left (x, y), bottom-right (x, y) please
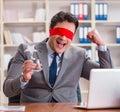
top-left (77, 84), bottom-right (82, 102)
top-left (7, 57), bottom-right (20, 103)
top-left (7, 57), bottom-right (81, 103)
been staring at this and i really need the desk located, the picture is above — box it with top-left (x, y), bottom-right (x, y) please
top-left (1, 103), bottom-right (120, 112)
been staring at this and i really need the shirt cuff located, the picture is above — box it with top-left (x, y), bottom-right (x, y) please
top-left (98, 45), bottom-right (107, 51)
top-left (20, 76), bottom-right (29, 89)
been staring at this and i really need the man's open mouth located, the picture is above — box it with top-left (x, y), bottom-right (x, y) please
top-left (56, 40), bottom-right (66, 48)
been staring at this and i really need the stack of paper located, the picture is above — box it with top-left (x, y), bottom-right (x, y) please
top-left (0, 106), bottom-right (25, 111)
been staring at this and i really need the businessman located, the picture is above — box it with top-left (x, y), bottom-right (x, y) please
top-left (3, 11), bottom-right (113, 103)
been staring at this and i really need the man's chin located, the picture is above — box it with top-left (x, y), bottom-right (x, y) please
top-left (56, 49), bottom-right (65, 54)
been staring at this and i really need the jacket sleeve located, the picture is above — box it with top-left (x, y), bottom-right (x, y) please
top-left (3, 44), bottom-right (27, 97)
top-left (81, 48), bottom-right (113, 80)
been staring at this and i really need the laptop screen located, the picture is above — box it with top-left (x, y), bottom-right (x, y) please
top-left (87, 69), bottom-right (120, 109)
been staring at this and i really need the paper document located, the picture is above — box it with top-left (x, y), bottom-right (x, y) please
top-left (0, 106), bottom-right (25, 111)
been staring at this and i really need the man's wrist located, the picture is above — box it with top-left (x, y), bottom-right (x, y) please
top-left (20, 74), bottom-right (28, 82)
top-left (20, 73), bottom-right (29, 89)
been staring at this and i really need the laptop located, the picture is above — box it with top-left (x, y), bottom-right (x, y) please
top-left (74, 69), bottom-right (120, 109)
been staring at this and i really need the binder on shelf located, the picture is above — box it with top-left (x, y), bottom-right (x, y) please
top-left (84, 26), bottom-right (88, 43)
top-left (74, 3), bottom-right (79, 19)
top-left (79, 26), bottom-right (84, 43)
top-left (35, 8), bottom-right (46, 22)
top-left (95, 3), bottom-right (108, 20)
top-left (70, 3), bottom-right (75, 16)
top-left (78, 2), bottom-right (84, 20)
top-left (95, 3), bottom-right (99, 20)
top-left (4, 30), bottom-right (32, 45)
top-left (79, 26), bottom-right (91, 44)
top-left (103, 3), bottom-right (108, 20)
top-left (99, 3), bottom-right (103, 20)
top-left (116, 26), bottom-right (120, 43)
top-left (87, 26), bottom-right (92, 43)
top-left (11, 33), bottom-right (27, 45)
top-left (3, 30), bottom-right (13, 45)
top-left (84, 3), bottom-right (88, 20)
top-left (70, 2), bottom-right (88, 20)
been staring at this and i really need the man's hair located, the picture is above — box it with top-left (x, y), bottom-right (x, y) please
top-left (50, 11), bottom-right (79, 32)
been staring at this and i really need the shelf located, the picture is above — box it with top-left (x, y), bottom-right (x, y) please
top-left (72, 43), bottom-right (92, 47)
top-left (107, 43), bottom-right (120, 47)
top-left (78, 20), bottom-right (92, 23)
top-left (96, 0), bottom-right (120, 2)
top-left (0, 0), bottom-right (120, 104)
top-left (4, 21), bottom-right (46, 24)
top-left (4, 44), bottom-right (18, 47)
top-left (3, 21), bottom-right (46, 27)
top-left (95, 20), bottom-right (120, 24)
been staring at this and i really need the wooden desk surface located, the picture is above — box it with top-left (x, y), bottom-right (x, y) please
top-left (1, 103), bottom-right (120, 112)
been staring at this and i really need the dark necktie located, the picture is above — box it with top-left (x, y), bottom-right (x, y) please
top-left (49, 52), bottom-right (58, 87)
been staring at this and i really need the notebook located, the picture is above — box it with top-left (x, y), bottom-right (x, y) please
top-left (74, 69), bottom-right (120, 109)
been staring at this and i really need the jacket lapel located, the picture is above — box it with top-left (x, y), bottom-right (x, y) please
top-left (54, 49), bottom-right (70, 87)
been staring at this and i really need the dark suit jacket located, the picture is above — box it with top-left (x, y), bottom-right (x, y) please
top-left (3, 39), bottom-right (113, 102)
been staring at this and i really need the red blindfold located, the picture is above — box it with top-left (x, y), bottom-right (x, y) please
top-left (49, 28), bottom-right (74, 40)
